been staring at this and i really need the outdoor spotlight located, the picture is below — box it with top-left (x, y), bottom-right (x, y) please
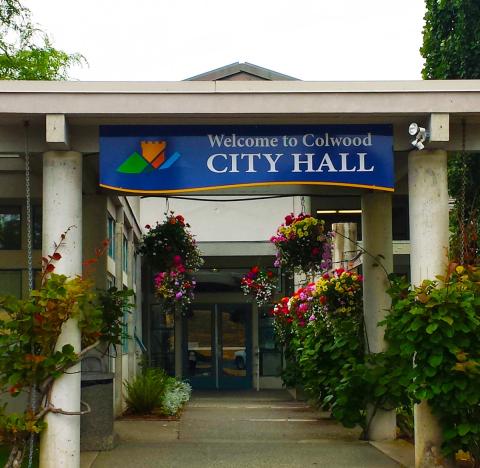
top-left (408, 123), bottom-right (419, 136)
top-left (409, 122), bottom-right (429, 150)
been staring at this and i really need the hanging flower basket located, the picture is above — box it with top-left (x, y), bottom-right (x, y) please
top-left (138, 212), bottom-right (203, 309)
top-left (270, 269), bottom-right (363, 339)
top-left (270, 213), bottom-right (333, 275)
top-left (241, 266), bottom-right (277, 307)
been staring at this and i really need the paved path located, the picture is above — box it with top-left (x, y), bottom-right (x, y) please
top-left (90, 390), bottom-right (400, 468)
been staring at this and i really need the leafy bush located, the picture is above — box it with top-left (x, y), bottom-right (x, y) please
top-left (384, 264), bottom-right (480, 461)
top-left (124, 370), bottom-right (192, 416)
top-left (124, 369), bottom-right (169, 414)
top-left (161, 380), bottom-right (192, 416)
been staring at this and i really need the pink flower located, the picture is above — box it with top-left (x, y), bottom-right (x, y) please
top-left (298, 303), bottom-right (308, 312)
top-left (173, 255), bottom-right (182, 265)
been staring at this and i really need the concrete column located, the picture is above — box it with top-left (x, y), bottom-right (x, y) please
top-left (409, 150), bottom-right (449, 467)
top-left (332, 222), bottom-right (357, 270)
top-left (361, 192), bottom-right (396, 441)
top-left (40, 151), bottom-right (82, 468)
top-left (293, 196), bottom-right (314, 288)
top-left (174, 307), bottom-right (183, 378)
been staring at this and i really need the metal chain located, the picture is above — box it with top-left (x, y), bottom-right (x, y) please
top-left (24, 122), bottom-right (36, 468)
top-left (460, 119), bottom-right (467, 264)
top-left (300, 196), bottom-right (306, 214)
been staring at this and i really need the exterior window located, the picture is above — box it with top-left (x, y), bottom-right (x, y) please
top-left (122, 236), bottom-right (128, 273)
top-left (0, 206), bottom-right (21, 250)
top-left (132, 253), bottom-right (137, 286)
top-left (0, 270), bottom-right (22, 298)
top-left (107, 216), bottom-right (115, 258)
top-left (106, 273), bottom-right (115, 290)
top-left (33, 206), bottom-right (42, 250)
top-left (122, 290), bottom-right (130, 354)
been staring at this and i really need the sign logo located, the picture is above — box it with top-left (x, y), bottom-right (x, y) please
top-left (116, 140), bottom-right (181, 174)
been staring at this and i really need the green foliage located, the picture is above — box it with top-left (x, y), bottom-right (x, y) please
top-left (421, 0), bottom-right (480, 257)
top-left (0, 240), bottom-right (132, 464)
top-left (95, 287), bottom-right (134, 347)
top-left (296, 312), bottom-right (366, 428)
top-left (384, 265), bottom-right (480, 460)
top-left (124, 369), bottom-right (192, 416)
top-left (0, 0), bottom-right (84, 80)
top-left (124, 369), bottom-right (170, 414)
top-left (137, 212), bottom-right (203, 273)
top-left (160, 380), bottom-right (192, 416)
top-left (421, 0), bottom-right (480, 80)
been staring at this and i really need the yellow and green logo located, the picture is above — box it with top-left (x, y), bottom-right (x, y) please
top-left (116, 141), bottom-right (181, 174)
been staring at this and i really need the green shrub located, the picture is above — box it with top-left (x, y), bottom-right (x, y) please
top-left (161, 380), bottom-right (192, 416)
top-left (124, 369), bottom-right (169, 414)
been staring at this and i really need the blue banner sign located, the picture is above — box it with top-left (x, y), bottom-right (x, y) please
top-left (99, 125), bottom-right (394, 194)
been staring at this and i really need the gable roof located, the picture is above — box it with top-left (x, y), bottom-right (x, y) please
top-left (185, 62), bottom-right (299, 81)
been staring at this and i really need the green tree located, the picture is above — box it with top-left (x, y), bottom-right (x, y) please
top-left (0, 0), bottom-right (84, 80)
top-left (421, 0), bottom-right (480, 259)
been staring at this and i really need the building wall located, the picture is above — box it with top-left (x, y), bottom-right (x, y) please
top-left (141, 196), bottom-right (305, 243)
top-left (0, 153), bottom-right (143, 417)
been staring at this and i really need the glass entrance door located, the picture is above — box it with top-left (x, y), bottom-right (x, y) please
top-left (185, 303), bottom-right (252, 390)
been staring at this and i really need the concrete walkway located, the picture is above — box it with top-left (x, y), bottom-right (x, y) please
top-left (85, 390), bottom-right (404, 468)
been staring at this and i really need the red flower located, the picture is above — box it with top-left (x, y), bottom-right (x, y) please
top-left (34, 313), bottom-right (44, 324)
top-left (176, 215), bottom-right (185, 225)
top-left (284, 214), bottom-right (294, 226)
top-left (320, 296), bottom-right (327, 305)
top-left (267, 271), bottom-right (273, 277)
top-left (145, 224), bottom-right (151, 229)
top-left (251, 266), bottom-right (260, 274)
top-left (9, 385), bottom-right (21, 396)
top-left (311, 247), bottom-right (320, 256)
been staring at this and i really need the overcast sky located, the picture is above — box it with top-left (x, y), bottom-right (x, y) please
top-left (23, 0), bottom-right (427, 82)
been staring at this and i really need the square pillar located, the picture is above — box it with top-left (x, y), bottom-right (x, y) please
top-left (40, 151), bottom-right (82, 468)
top-left (408, 149), bottom-right (449, 467)
top-left (361, 191), bottom-right (396, 440)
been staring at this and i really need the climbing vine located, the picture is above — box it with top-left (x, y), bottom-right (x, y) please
top-left (0, 232), bottom-right (131, 467)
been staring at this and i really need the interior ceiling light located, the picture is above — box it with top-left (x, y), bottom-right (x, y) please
top-left (338, 210), bottom-right (362, 214)
top-left (316, 210), bottom-right (338, 214)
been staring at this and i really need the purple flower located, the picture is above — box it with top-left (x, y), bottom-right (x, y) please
top-left (309, 314), bottom-right (316, 322)
top-left (175, 292), bottom-right (183, 300)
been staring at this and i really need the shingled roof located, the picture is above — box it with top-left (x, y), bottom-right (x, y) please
top-left (185, 62), bottom-right (299, 81)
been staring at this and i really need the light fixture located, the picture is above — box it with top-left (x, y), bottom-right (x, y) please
top-left (338, 210), bottom-right (362, 214)
top-left (316, 210), bottom-right (337, 214)
top-left (409, 122), bottom-right (429, 150)
top-left (0, 154), bottom-right (21, 158)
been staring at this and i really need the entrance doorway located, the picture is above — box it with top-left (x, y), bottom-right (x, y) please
top-left (185, 303), bottom-right (252, 389)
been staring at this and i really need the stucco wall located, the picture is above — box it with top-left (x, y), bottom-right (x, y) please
top-left (140, 196), bottom-right (304, 242)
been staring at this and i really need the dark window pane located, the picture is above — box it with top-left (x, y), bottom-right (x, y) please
top-left (0, 207), bottom-right (21, 249)
top-left (33, 206), bottom-right (42, 250)
top-left (0, 270), bottom-right (22, 298)
top-left (107, 217), bottom-right (115, 258)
